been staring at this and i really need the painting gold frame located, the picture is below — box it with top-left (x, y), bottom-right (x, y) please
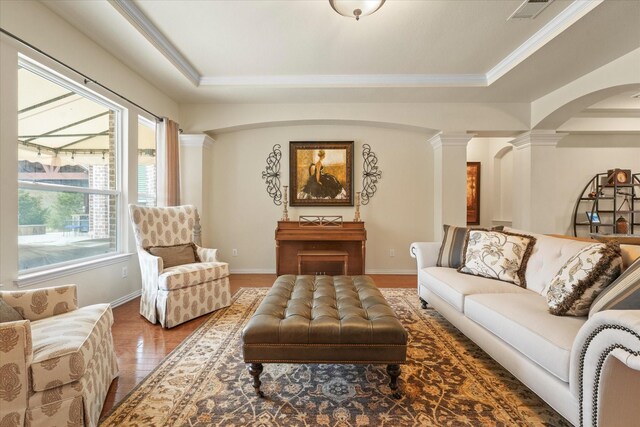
top-left (289, 141), bottom-right (354, 207)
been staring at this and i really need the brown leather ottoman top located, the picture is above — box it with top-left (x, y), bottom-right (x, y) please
top-left (242, 275), bottom-right (407, 364)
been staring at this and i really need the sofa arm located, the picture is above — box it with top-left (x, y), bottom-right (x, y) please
top-left (0, 320), bottom-right (32, 427)
top-left (0, 285), bottom-right (78, 321)
top-left (410, 242), bottom-right (441, 270)
top-left (195, 245), bottom-right (220, 263)
top-left (570, 310), bottom-right (640, 427)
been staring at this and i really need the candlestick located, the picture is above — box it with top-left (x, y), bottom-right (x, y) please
top-left (353, 192), bottom-right (361, 222)
top-left (282, 185), bottom-right (290, 221)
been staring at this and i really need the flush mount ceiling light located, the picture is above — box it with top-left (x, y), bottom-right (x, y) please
top-left (329, 0), bottom-right (385, 21)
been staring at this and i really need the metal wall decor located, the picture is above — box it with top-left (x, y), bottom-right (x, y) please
top-left (361, 144), bottom-right (381, 205)
top-left (261, 144), bottom-right (283, 205)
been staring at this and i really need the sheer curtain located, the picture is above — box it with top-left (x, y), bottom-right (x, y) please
top-left (156, 118), bottom-right (180, 206)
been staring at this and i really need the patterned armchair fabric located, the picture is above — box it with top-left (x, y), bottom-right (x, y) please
top-left (129, 205), bottom-right (231, 328)
top-left (0, 285), bottom-right (118, 427)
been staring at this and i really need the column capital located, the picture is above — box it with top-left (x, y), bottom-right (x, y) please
top-left (180, 133), bottom-right (215, 150)
top-left (428, 132), bottom-right (473, 150)
top-left (510, 130), bottom-right (567, 149)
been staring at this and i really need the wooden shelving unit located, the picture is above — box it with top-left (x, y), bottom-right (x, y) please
top-left (572, 172), bottom-right (640, 237)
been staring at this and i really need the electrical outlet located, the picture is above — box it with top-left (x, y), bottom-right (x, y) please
top-left (121, 266), bottom-right (128, 278)
top-left (232, 249), bottom-right (238, 257)
top-left (389, 248), bottom-right (395, 257)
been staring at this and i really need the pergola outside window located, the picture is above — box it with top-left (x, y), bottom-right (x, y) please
top-left (17, 57), bottom-right (129, 272)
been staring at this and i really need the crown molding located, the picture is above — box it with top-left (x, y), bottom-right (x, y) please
top-left (109, 0), bottom-right (600, 90)
top-left (486, 0), bottom-right (603, 85)
top-left (109, 0), bottom-right (200, 86)
top-left (510, 130), bottom-right (568, 149)
top-left (180, 134), bottom-right (215, 149)
top-left (428, 132), bottom-right (473, 149)
top-left (199, 73), bottom-right (487, 87)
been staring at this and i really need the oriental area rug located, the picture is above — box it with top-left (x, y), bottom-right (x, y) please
top-left (100, 288), bottom-right (570, 426)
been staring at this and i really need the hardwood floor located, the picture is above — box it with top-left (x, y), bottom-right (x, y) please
top-left (100, 274), bottom-right (416, 417)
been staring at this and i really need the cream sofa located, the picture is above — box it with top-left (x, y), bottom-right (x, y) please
top-left (0, 285), bottom-right (118, 427)
top-left (411, 230), bottom-right (640, 427)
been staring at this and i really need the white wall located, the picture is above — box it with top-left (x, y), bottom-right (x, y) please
top-left (0, 1), bottom-right (179, 307)
top-left (204, 125), bottom-right (433, 274)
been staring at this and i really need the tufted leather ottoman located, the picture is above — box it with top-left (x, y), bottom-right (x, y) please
top-left (242, 275), bottom-right (408, 398)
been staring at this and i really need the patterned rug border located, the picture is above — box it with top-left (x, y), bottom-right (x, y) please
top-left (100, 287), bottom-right (263, 421)
top-left (100, 287), bottom-right (569, 426)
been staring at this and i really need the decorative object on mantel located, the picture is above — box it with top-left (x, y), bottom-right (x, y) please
top-left (290, 141), bottom-right (354, 207)
top-left (281, 185), bottom-right (290, 221)
top-left (299, 215), bottom-right (343, 227)
top-left (261, 144), bottom-right (283, 206)
top-left (361, 143), bottom-right (381, 205)
top-left (572, 170), bottom-right (639, 237)
top-left (329, 0), bottom-right (385, 21)
top-left (354, 192), bottom-right (362, 222)
top-left (466, 162), bottom-right (481, 225)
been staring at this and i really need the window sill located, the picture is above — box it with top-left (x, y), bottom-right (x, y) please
top-left (16, 253), bottom-right (133, 288)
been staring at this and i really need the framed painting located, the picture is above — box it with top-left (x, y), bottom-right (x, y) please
top-left (289, 141), bottom-right (354, 207)
top-left (467, 162), bottom-right (481, 225)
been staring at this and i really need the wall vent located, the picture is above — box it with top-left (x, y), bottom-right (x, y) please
top-left (508, 0), bottom-right (554, 20)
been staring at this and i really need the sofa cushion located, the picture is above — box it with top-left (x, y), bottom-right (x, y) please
top-left (465, 293), bottom-right (586, 382)
top-left (459, 230), bottom-right (536, 287)
top-left (546, 242), bottom-right (622, 316)
top-left (420, 267), bottom-right (530, 312)
top-left (589, 256), bottom-right (640, 316)
top-left (30, 303), bottom-right (113, 392)
top-left (504, 228), bottom-right (594, 295)
top-left (158, 261), bottom-right (230, 291)
top-left (148, 243), bottom-right (199, 268)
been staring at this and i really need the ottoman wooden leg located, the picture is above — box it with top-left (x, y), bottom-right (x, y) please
top-left (248, 363), bottom-right (265, 397)
top-left (387, 364), bottom-right (401, 399)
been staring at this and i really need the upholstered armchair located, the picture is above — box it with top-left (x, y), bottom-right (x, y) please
top-left (0, 285), bottom-right (118, 427)
top-left (128, 205), bottom-right (231, 328)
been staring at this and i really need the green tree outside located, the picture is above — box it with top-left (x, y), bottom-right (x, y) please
top-left (48, 192), bottom-right (86, 231)
top-left (18, 190), bottom-right (49, 225)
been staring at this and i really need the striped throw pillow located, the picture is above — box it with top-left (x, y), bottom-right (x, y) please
top-left (589, 256), bottom-right (640, 317)
top-left (437, 224), bottom-right (503, 268)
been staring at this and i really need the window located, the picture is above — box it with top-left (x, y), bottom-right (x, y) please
top-left (137, 116), bottom-right (157, 206)
top-left (17, 58), bottom-right (123, 272)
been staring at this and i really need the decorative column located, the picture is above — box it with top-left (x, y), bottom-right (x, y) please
top-left (179, 134), bottom-right (214, 221)
top-left (429, 132), bottom-right (472, 240)
top-left (510, 130), bottom-right (567, 233)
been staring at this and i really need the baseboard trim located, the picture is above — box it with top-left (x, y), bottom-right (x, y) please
top-left (229, 269), bottom-right (416, 275)
top-left (229, 269), bottom-right (277, 274)
top-left (111, 289), bottom-right (141, 308)
top-left (366, 269), bottom-right (416, 275)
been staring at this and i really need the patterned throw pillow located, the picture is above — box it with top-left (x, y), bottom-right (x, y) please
top-left (437, 224), bottom-right (504, 268)
top-left (148, 243), bottom-right (200, 269)
top-left (458, 230), bottom-right (536, 287)
top-left (546, 242), bottom-right (622, 316)
top-left (588, 256), bottom-right (640, 317)
top-left (0, 299), bottom-right (24, 323)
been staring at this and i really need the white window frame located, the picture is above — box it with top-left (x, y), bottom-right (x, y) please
top-left (137, 114), bottom-right (158, 207)
top-left (16, 56), bottom-right (128, 284)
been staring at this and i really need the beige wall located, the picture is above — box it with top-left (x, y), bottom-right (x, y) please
top-left (203, 125), bottom-right (433, 274)
top-left (0, 1), bottom-right (179, 307)
top-left (467, 135), bottom-right (640, 235)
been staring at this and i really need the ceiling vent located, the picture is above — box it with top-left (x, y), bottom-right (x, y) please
top-left (508, 0), bottom-right (554, 20)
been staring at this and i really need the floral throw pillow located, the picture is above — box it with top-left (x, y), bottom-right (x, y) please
top-left (547, 242), bottom-right (622, 316)
top-left (458, 230), bottom-right (536, 287)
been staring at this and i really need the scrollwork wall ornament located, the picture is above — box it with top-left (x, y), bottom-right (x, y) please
top-left (261, 144), bottom-right (283, 205)
top-left (361, 143), bottom-right (381, 205)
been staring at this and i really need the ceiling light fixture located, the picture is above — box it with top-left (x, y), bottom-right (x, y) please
top-left (329, 0), bottom-right (385, 21)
